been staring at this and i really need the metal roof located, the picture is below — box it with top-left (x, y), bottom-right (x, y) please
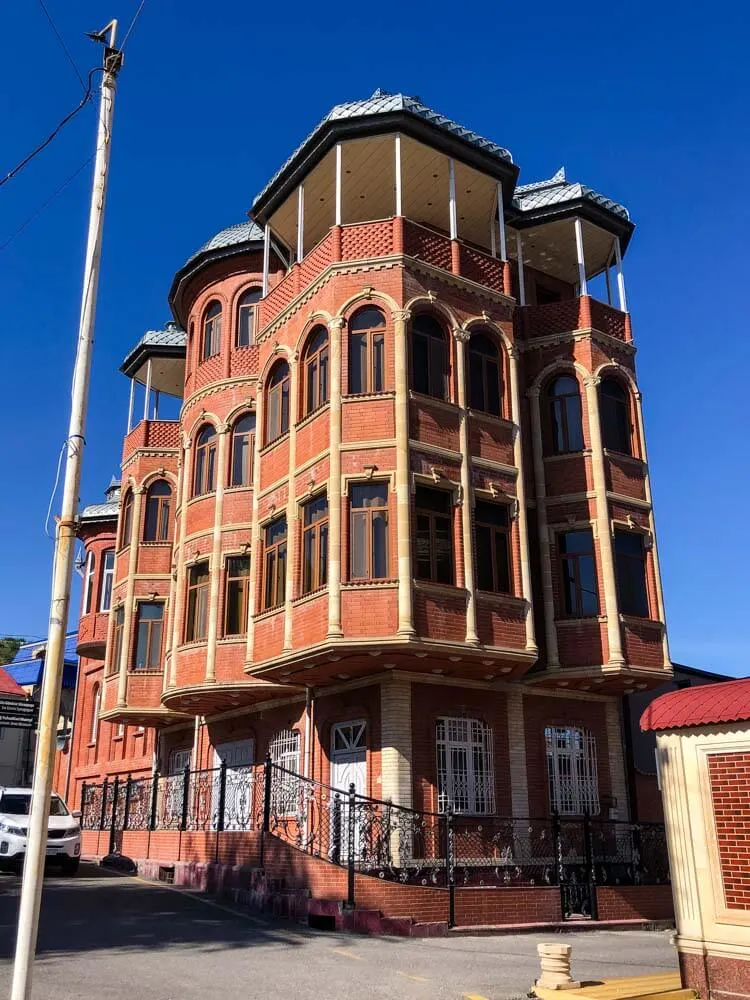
top-left (253, 89), bottom-right (514, 212)
top-left (80, 501), bottom-right (119, 521)
top-left (185, 221), bottom-right (264, 268)
top-left (641, 677), bottom-right (750, 731)
top-left (119, 320), bottom-right (187, 378)
top-left (513, 167), bottom-right (629, 221)
top-left (5, 633), bottom-right (78, 689)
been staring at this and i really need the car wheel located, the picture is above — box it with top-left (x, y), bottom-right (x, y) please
top-left (61, 859), bottom-right (80, 875)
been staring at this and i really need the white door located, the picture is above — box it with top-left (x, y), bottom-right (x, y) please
top-left (331, 722), bottom-right (367, 861)
top-left (213, 739), bottom-right (255, 830)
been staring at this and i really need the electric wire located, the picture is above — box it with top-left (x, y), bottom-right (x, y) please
top-left (0, 67), bottom-right (99, 189)
top-left (0, 154), bottom-right (93, 253)
top-left (44, 440), bottom-right (70, 539)
top-left (36, 0), bottom-right (88, 94)
top-left (120, 0), bottom-right (147, 50)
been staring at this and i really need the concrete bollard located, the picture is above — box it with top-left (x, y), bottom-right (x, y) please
top-left (536, 943), bottom-right (581, 990)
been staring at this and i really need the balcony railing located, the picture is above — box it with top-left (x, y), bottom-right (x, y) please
top-left (520, 296), bottom-right (632, 342)
top-left (122, 419), bottom-right (181, 461)
top-left (257, 218), bottom-right (506, 331)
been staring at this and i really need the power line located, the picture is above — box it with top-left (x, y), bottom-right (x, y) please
top-left (36, 0), bottom-right (87, 94)
top-left (0, 67), bottom-right (98, 190)
top-left (0, 155), bottom-right (93, 253)
top-left (121, 0), bottom-right (147, 50)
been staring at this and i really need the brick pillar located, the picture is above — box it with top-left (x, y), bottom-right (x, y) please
top-left (393, 216), bottom-right (404, 255)
top-left (528, 386), bottom-right (560, 668)
top-left (393, 310), bottom-right (415, 637)
top-left (327, 317), bottom-right (344, 637)
top-left (507, 689), bottom-right (530, 816)
top-left (331, 225), bottom-right (342, 262)
top-left (578, 295), bottom-right (592, 329)
top-left (508, 344), bottom-right (537, 655)
top-left (605, 699), bottom-right (630, 820)
top-left (284, 352), bottom-right (299, 651)
top-left (450, 239), bottom-right (461, 276)
top-left (503, 260), bottom-right (513, 298)
top-left (380, 675), bottom-right (412, 809)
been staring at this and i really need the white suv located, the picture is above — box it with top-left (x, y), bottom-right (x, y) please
top-left (0, 788), bottom-right (81, 875)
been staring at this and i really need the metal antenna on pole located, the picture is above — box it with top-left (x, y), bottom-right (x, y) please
top-left (10, 21), bottom-right (122, 1000)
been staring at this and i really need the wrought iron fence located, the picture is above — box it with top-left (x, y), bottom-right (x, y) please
top-left (80, 760), bottom-right (670, 924)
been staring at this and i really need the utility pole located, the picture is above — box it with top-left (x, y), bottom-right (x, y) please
top-left (11, 22), bottom-right (122, 1000)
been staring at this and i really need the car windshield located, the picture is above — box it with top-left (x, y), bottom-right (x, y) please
top-left (0, 793), bottom-right (69, 817)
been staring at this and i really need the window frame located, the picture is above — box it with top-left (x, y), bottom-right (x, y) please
top-left (90, 684), bottom-right (101, 746)
top-left (467, 333), bottom-right (502, 416)
top-left (99, 549), bottom-right (115, 612)
top-left (193, 425), bottom-right (218, 496)
top-left (201, 300), bottom-right (222, 360)
top-left (224, 555), bottom-right (251, 636)
top-left (266, 361), bottom-right (290, 444)
top-left (474, 500), bottom-right (512, 594)
top-left (303, 326), bottom-right (329, 416)
top-left (235, 287), bottom-right (261, 348)
top-left (349, 482), bottom-right (389, 581)
top-left (614, 529), bottom-right (650, 618)
top-left (545, 725), bottom-right (600, 816)
top-left (119, 490), bottom-right (134, 548)
top-left (411, 314), bottom-right (449, 400)
top-left (414, 485), bottom-right (455, 585)
top-left (436, 716), bottom-right (496, 815)
top-left (348, 307), bottom-right (386, 395)
top-left (302, 494), bottom-right (329, 594)
top-left (269, 729), bottom-right (301, 815)
top-left (230, 413), bottom-right (256, 487)
top-left (82, 551), bottom-right (96, 615)
top-left (185, 562), bottom-right (210, 643)
top-left (143, 480), bottom-right (172, 541)
top-left (558, 528), bottom-right (599, 618)
top-left (599, 378), bottom-right (633, 456)
top-left (547, 374), bottom-right (584, 455)
top-left (133, 601), bottom-right (164, 671)
top-left (110, 605), bottom-right (125, 675)
top-left (262, 516), bottom-right (287, 611)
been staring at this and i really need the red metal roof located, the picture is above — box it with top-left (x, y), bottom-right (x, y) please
top-left (0, 668), bottom-right (28, 698)
top-left (641, 677), bottom-right (750, 732)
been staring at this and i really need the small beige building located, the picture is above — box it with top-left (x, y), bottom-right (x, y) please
top-left (0, 668), bottom-right (34, 787)
top-left (641, 677), bottom-right (750, 1000)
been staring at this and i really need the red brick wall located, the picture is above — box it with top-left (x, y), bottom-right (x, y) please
top-left (708, 751), bottom-right (750, 910)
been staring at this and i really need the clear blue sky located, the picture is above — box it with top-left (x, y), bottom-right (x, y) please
top-left (1, 0), bottom-right (747, 675)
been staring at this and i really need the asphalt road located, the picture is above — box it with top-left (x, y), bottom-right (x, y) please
top-left (0, 864), bottom-right (677, 1000)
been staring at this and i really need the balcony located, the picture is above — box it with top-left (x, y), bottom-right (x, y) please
top-left (76, 611), bottom-right (109, 657)
top-left (122, 419), bottom-right (181, 463)
top-left (519, 296), bottom-right (632, 342)
top-left (257, 218), bottom-right (506, 332)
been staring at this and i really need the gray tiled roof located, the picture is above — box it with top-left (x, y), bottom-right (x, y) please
top-left (513, 167), bottom-right (629, 220)
top-left (137, 321), bottom-right (187, 349)
top-left (186, 221), bottom-right (264, 268)
top-left (80, 501), bottom-right (119, 521)
top-left (254, 89), bottom-right (513, 207)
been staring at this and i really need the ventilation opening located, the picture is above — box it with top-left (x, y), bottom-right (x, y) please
top-left (308, 913), bottom-right (336, 931)
top-left (158, 865), bottom-right (175, 885)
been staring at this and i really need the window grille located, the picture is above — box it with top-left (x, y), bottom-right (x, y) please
top-left (545, 726), bottom-right (599, 815)
top-left (436, 717), bottom-right (495, 814)
top-left (269, 729), bottom-right (301, 814)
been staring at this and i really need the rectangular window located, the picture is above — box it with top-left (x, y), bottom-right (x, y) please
top-left (224, 556), bottom-right (251, 636)
top-left (109, 606), bottom-right (124, 675)
top-left (474, 501), bottom-right (511, 593)
top-left (415, 486), bottom-right (454, 584)
top-left (436, 717), bottom-right (495, 814)
top-left (82, 552), bottom-right (96, 615)
top-left (186, 562), bottom-right (210, 642)
top-left (350, 483), bottom-right (389, 580)
top-left (615, 530), bottom-right (649, 617)
top-left (302, 495), bottom-right (328, 594)
top-left (559, 529), bottom-right (599, 617)
top-left (349, 331), bottom-right (385, 394)
top-left (545, 726), bottom-right (600, 815)
top-left (134, 603), bottom-right (164, 670)
top-left (100, 549), bottom-right (115, 612)
top-left (263, 517), bottom-right (287, 610)
top-left (269, 729), bottom-right (301, 814)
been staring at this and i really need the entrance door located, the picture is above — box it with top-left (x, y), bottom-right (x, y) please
top-left (330, 722), bottom-right (366, 861)
top-left (213, 739), bottom-right (255, 830)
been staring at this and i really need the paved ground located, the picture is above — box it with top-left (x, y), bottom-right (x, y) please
top-left (0, 864), bottom-right (677, 1000)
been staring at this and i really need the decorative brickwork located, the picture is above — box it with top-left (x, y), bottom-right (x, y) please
top-left (708, 751), bottom-right (750, 910)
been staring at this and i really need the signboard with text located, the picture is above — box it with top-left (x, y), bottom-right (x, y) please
top-left (0, 698), bottom-right (37, 730)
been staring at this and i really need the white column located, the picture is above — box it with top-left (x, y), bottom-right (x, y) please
top-left (614, 237), bottom-right (628, 312)
top-left (169, 440), bottom-right (191, 688)
top-left (508, 345), bottom-right (537, 654)
top-left (448, 158), bottom-right (457, 240)
top-left (497, 183), bottom-right (507, 261)
top-left (296, 184), bottom-right (304, 262)
top-left (393, 309), bottom-right (415, 637)
top-left (245, 392), bottom-right (264, 667)
top-left (394, 135), bottom-right (402, 216)
top-left (327, 317), bottom-right (344, 637)
top-left (283, 356), bottom-right (299, 651)
top-left (205, 426), bottom-right (229, 682)
top-left (528, 387), bottom-right (559, 668)
top-left (515, 231), bottom-right (526, 306)
top-left (574, 218), bottom-right (588, 296)
top-left (262, 223), bottom-right (270, 297)
top-left (142, 358), bottom-right (152, 421)
top-left (335, 143), bottom-right (343, 226)
top-left (126, 377), bottom-right (135, 433)
top-left (454, 329), bottom-right (479, 645)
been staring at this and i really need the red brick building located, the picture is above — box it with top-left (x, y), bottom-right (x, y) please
top-left (69, 92), bottom-right (676, 928)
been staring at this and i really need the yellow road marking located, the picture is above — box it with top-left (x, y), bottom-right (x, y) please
top-left (332, 948), bottom-right (363, 960)
top-left (396, 971), bottom-right (429, 983)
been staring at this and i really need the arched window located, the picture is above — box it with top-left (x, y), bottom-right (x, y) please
top-left (201, 300), bottom-right (222, 360)
top-left (236, 288), bottom-right (261, 347)
top-left (90, 684), bottom-right (101, 745)
top-left (411, 314), bottom-right (448, 399)
top-left (545, 726), bottom-right (599, 815)
top-left (599, 378), bottom-right (632, 455)
top-left (82, 551), bottom-right (96, 615)
top-left (266, 361), bottom-right (290, 443)
top-left (230, 413), bottom-right (256, 487)
top-left (100, 549), bottom-right (115, 612)
top-left (349, 307), bottom-right (385, 394)
top-left (467, 333), bottom-right (502, 415)
top-left (120, 490), bottom-right (134, 548)
top-left (547, 375), bottom-right (584, 454)
top-left (143, 480), bottom-right (172, 541)
top-left (193, 425), bottom-right (217, 495)
top-left (304, 326), bottom-right (329, 415)
top-left (436, 717), bottom-right (495, 814)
